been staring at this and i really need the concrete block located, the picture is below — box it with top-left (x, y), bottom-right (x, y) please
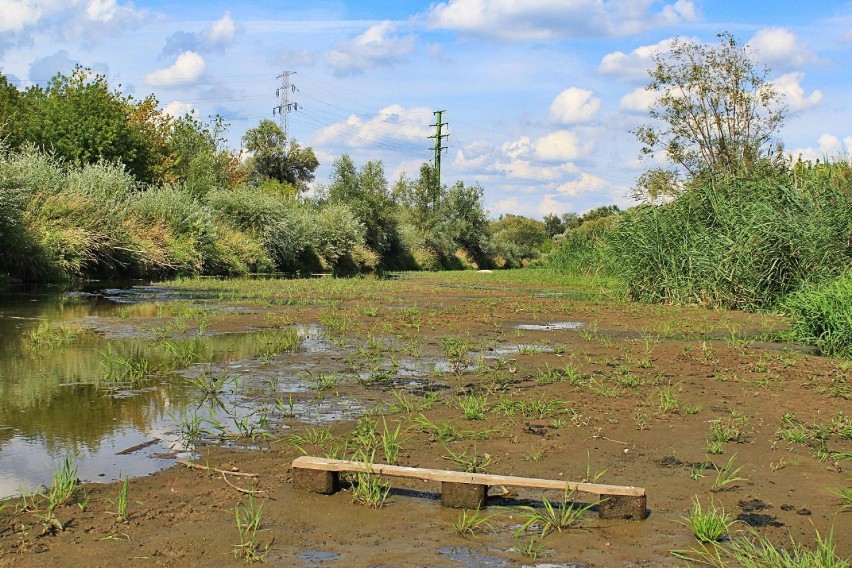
top-left (440, 482), bottom-right (487, 509)
top-left (293, 467), bottom-right (339, 495)
top-left (598, 494), bottom-right (647, 520)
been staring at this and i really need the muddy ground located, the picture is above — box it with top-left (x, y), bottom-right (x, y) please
top-left (1, 272), bottom-right (850, 567)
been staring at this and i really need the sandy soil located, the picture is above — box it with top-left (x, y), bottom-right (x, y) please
top-left (1, 273), bottom-right (850, 567)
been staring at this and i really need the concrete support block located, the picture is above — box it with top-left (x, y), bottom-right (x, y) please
top-left (440, 482), bottom-right (487, 509)
top-left (293, 467), bottom-right (339, 495)
top-left (598, 494), bottom-right (647, 520)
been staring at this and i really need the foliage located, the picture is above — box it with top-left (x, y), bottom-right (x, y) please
top-left (241, 119), bottom-right (319, 191)
top-left (634, 32), bottom-right (785, 188)
top-left (783, 271), bottom-right (852, 358)
top-left (490, 214), bottom-right (548, 267)
top-left (610, 168), bottom-right (852, 310)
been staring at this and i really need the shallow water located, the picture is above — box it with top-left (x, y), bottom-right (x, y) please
top-left (0, 283), bottom-right (346, 499)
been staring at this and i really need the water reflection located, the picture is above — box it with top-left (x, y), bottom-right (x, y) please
top-left (0, 283), bottom-right (328, 499)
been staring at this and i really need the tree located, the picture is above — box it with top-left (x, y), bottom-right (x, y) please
top-left (327, 154), bottom-right (400, 258)
top-left (634, 32), bottom-right (785, 193)
top-left (241, 119), bottom-right (318, 192)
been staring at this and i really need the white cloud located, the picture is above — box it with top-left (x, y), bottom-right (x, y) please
top-left (538, 194), bottom-right (572, 216)
top-left (312, 104), bottom-right (433, 148)
top-left (494, 197), bottom-right (522, 214)
top-left (598, 37), bottom-right (683, 82)
top-left (208, 11), bottom-right (235, 44)
top-left (789, 134), bottom-right (852, 163)
top-left (162, 101), bottom-right (196, 118)
top-left (425, 0), bottom-right (697, 41)
top-left (324, 21), bottom-right (415, 76)
top-left (549, 87), bottom-right (600, 124)
top-left (620, 86), bottom-right (659, 113)
top-left (86, 0), bottom-right (118, 22)
top-left (773, 72), bottom-right (822, 111)
top-left (0, 1), bottom-right (45, 33)
top-left (0, 0), bottom-right (143, 41)
top-left (535, 130), bottom-right (594, 161)
top-left (145, 51), bottom-right (205, 86)
top-left (747, 28), bottom-right (818, 70)
top-left (557, 172), bottom-right (607, 196)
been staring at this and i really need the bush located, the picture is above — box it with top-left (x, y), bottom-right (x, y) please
top-left (609, 172), bottom-right (851, 309)
top-left (546, 215), bottom-right (617, 276)
top-left (783, 272), bottom-right (852, 358)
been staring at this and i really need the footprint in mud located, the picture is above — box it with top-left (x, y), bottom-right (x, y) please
top-left (738, 499), bottom-right (769, 512)
top-left (298, 550), bottom-right (342, 565)
top-left (737, 499), bottom-right (783, 527)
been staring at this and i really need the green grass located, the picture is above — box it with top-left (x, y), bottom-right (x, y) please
top-left (682, 497), bottom-right (735, 543)
top-left (514, 487), bottom-right (596, 537)
top-left (233, 494), bottom-right (268, 563)
top-left (453, 507), bottom-right (496, 536)
top-left (783, 271), bottom-right (852, 358)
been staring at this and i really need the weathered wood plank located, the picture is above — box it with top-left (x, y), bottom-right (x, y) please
top-left (291, 456), bottom-right (645, 497)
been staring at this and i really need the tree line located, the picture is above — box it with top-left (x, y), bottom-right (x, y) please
top-left (0, 67), bottom-right (559, 283)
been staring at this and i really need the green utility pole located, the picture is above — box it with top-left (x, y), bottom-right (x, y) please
top-left (429, 109), bottom-right (448, 208)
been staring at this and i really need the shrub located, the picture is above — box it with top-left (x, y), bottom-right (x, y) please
top-left (783, 272), bottom-right (852, 358)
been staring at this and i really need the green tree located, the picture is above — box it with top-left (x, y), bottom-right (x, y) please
top-left (19, 67), bottom-right (162, 184)
top-left (241, 119), bottom-right (318, 191)
top-left (543, 213), bottom-right (564, 238)
top-left (492, 215), bottom-right (548, 259)
top-left (327, 154), bottom-right (400, 259)
top-left (0, 74), bottom-right (24, 148)
top-left (634, 32), bottom-right (785, 196)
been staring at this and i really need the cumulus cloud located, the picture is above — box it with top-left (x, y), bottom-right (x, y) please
top-left (538, 194), bottom-right (572, 216)
top-left (162, 11), bottom-right (237, 56)
top-left (145, 51), bottom-right (205, 86)
top-left (209, 11), bottom-right (235, 44)
top-left (535, 130), bottom-right (594, 161)
top-left (162, 101), bottom-right (197, 118)
top-left (494, 197), bottom-right (523, 214)
top-left (324, 21), bottom-right (415, 77)
top-left (747, 28), bottom-right (818, 70)
top-left (598, 37), bottom-right (683, 82)
top-left (1, 0), bottom-right (143, 48)
top-left (549, 87), bottom-right (600, 124)
top-left (773, 72), bottom-right (822, 111)
top-left (620, 86), bottom-right (660, 113)
top-left (789, 134), bottom-right (852, 163)
top-left (312, 104), bottom-right (432, 148)
top-left (425, 0), bottom-right (697, 41)
top-left (557, 172), bottom-right (607, 196)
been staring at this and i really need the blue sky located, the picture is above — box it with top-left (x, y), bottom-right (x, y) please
top-left (2, 1), bottom-right (851, 218)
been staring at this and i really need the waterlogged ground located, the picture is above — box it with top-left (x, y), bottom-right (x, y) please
top-left (0, 271), bottom-right (850, 567)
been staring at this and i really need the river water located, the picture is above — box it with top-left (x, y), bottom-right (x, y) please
top-left (0, 282), bottom-right (196, 498)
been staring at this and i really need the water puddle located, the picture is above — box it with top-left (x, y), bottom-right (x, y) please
top-left (437, 546), bottom-right (509, 567)
top-left (514, 322), bottom-right (584, 331)
top-left (298, 550), bottom-right (342, 564)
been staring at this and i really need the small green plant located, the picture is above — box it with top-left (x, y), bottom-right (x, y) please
top-left (441, 336), bottom-right (470, 374)
top-left (690, 463), bottom-right (708, 481)
top-left (711, 454), bottom-right (748, 492)
top-left (233, 494), bottom-right (268, 563)
top-left (98, 348), bottom-right (151, 385)
top-left (350, 451), bottom-right (390, 509)
top-left (305, 370), bottom-right (345, 393)
top-left (43, 455), bottom-right (79, 510)
top-left (457, 394), bottom-right (488, 420)
top-left (706, 440), bottom-right (725, 455)
top-left (682, 497), bottom-right (735, 543)
top-left (453, 507), bottom-right (496, 536)
top-left (514, 487), bottom-right (596, 537)
top-left (443, 446), bottom-right (492, 473)
top-left (108, 474), bottom-right (129, 522)
top-left (379, 418), bottom-right (405, 465)
top-left (514, 535), bottom-right (546, 560)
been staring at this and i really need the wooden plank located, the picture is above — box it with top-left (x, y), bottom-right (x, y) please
top-left (291, 456), bottom-right (645, 497)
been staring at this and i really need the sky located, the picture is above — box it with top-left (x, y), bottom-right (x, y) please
top-left (1, 0), bottom-right (851, 218)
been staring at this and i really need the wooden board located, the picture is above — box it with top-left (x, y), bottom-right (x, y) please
top-left (292, 456), bottom-right (645, 497)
